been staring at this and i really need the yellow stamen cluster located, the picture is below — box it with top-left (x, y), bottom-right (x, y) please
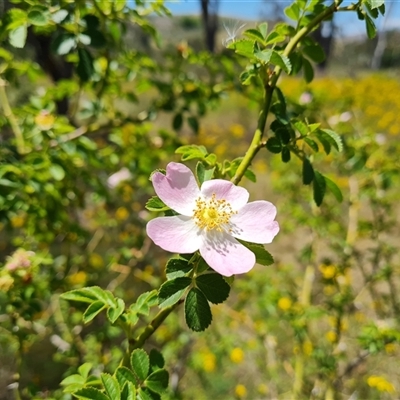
top-left (193, 194), bottom-right (236, 231)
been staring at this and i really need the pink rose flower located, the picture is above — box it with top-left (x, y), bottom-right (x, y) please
top-left (146, 163), bottom-right (279, 277)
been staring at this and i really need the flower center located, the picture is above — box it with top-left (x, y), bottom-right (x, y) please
top-left (193, 194), bottom-right (236, 231)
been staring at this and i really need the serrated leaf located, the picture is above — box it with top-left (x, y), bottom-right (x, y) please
top-left (304, 137), bottom-right (319, 152)
top-left (145, 370), bottom-right (169, 395)
top-left (158, 277), bottom-right (191, 308)
top-left (61, 287), bottom-right (103, 303)
top-left (145, 196), bottom-right (169, 212)
top-left (137, 388), bottom-right (160, 400)
top-left (107, 298), bottom-right (125, 324)
top-left (302, 158), bottom-right (314, 185)
top-left (74, 387), bottom-right (109, 400)
top-left (365, 15), bottom-right (377, 39)
top-left (9, 25), bottom-right (27, 48)
top-left (196, 162), bottom-right (214, 185)
top-left (325, 176), bottom-right (343, 202)
top-left (303, 44), bottom-right (325, 63)
top-left (232, 39), bottom-right (255, 58)
top-left (271, 51), bottom-right (292, 73)
top-left (185, 288), bottom-right (212, 332)
top-left (239, 241), bottom-right (274, 266)
top-left (293, 120), bottom-right (309, 136)
top-left (149, 349), bottom-right (165, 372)
top-left (101, 373), bottom-right (120, 400)
top-left (135, 290), bottom-right (158, 314)
top-left (83, 301), bottom-right (106, 323)
top-left (366, 0), bottom-right (384, 11)
top-left (195, 273), bottom-right (230, 304)
top-left (316, 133), bottom-right (332, 155)
top-left (77, 47), bottom-right (94, 82)
top-left (266, 137), bottom-right (282, 154)
top-left (165, 257), bottom-right (193, 280)
top-left (121, 382), bottom-right (136, 400)
top-left (313, 171), bottom-right (326, 206)
top-left (265, 31), bottom-right (286, 45)
top-left (243, 28), bottom-right (266, 44)
top-left (175, 145), bottom-right (208, 161)
top-left (131, 349), bottom-right (150, 382)
top-left (116, 367), bottom-right (138, 388)
top-left (319, 129), bottom-right (343, 152)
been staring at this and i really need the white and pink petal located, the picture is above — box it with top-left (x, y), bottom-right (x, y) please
top-left (200, 179), bottom-right (249, 211)
top-left (146, 216), bottom-right (202, 254)
top-left (230, 200), bottom-right (279, 244)
top-left (152, 162), bottom-right (200, 216)
top-left (199, 231), bottom-right (256, 277)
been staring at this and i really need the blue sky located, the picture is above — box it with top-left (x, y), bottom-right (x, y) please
top-left (164, 1), bottom-right (400, 37)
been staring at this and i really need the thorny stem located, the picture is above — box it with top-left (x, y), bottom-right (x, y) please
top-left (231, 1), bottom-right (344, 185)
top-left (0, 78), bottom-right (27, 154)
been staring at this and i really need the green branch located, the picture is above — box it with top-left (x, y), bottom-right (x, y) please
top-left (0, 78), bottom-right (27, 154)
top-left (231, 1), bottom-right (343, 185)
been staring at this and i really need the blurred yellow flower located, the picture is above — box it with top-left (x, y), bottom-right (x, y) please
top-left (303, 340), bottom-right (313, 356)
top-left (115, 206), bottom-right (129, 221)
top-left (0, 275), bottom-right (14, 291)
top-left (89, 253), bottom-right (104, 269)
top-left (278, 297), bottom-right (292, 311)
top-left (230, 123), bottom-right (245, 138)
top-left (325, 331), bottom-right (337, 343)
top-left (11, 215), bottom-right (25, 228)
top-left (230, 347), bottom-right (244, 364)
top-left (35, 111), bottom-right (55, 130)
top-left (319, 264), bottom-right (336, 279)
top-left (367, 375), bottom-right (395, 393)
top-left (68, 271), bottom-right (87, 286)
top-left (201, 351), bottom-right (216, 372)
top-left (235, 384), bottom-right (247, 398)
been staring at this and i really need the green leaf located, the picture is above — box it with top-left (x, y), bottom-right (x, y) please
top-left (166, 257), bottom-right (193, 280)
top-left (325, 176), bottom-right (343, 202)
top-left (266, 137), bottom-right (282, 154)
top-left (134, 290), bottom-right (158, 315)
top-left (49, 165), bottom-right (65, 181)
top-left (185, 288), bottom-right (212, 332)
top-left (137, 388), bottom-right (160, 400)
top-left (51, 9), bottom-right (69, 23)
top-left (149, 349), bottom-right (165, 372)
top-left (319, 129), bottom-right (343, 152)
top-left (316, 133), bottom-right (332, 155)
top-left (101, 374), bottom-right (120, 400)
top-left (107, 298), bottom-right (125, 324)
top-left (313, 171), bottom-right (326, 206)
top-left (74, 387), bottom-right (109, 400)
top-left (284, 2), bottom-right (301, 20)
top-left (239, 241), bottom-right (274, 266)
top-left (60, 374), bottom-right (85, 387)
top-left (265, 31), bottom-right (286, 45)
top-left (145, 196), bottom-right (169, 212)
top-left (116, 367), bottom-right (138, 388)
top-left (304, 137), bottom-right (319, 152)
top-left (302, 158), bottom-right (314, 185)
top-left (187, 116), bottom-right (199, 134)
top-left (281, 147), bottom-right (291, 163)
top-left (172, 113), bottom-right (183, 130)
top-left (28, 8), bottom-right (49, 26)
top-left (121, 382), bottom-right (136, 400)
top-left (61, 287), bottom-right (106, 303)
top-left (231, 39), bottom-right (255, 58)
top-left (77, 47), bottom-right (94, 82)
top-left (271, 51), bottom-right (291, 73)
top-left (258, 22), bottom-right (268, 39)
top-left (9, 25), bottom-right (27, 48)
top-left (243, 28), bottom-right (266, 44)
top-left (366, 0), bottom-right (384, 10)
top-left (195, 273), bottom-right (230, 304)
top-left (175, 145), bottom-right (208, 161)
top-left (145, 370), bottom-right (169, 395)
top-left (131, 349), bottom-right (150, 383)
top-left (196, 162), bottom-right (214, 185)
top-left (302, 44), bottom-right (325, 63)
top-left (365, 15), bottom-right (377, 39)
top-left (158, 277), bottom-right (191, 308)
top-left (78, 363), bottom-right (93, 379)
top-left (302, 57), bottom-right (314, 83)
top-left (83, 301), bottom-right (106, 323)
top-left (52, 33), bottom-right (76, 55)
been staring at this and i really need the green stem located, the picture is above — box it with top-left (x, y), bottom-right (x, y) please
top-left (231, 1), bottom-right (343, 185)
top-left (0, 78), bottom-right (27, 154)
top-left (122, 300), bottom-right (183, 367)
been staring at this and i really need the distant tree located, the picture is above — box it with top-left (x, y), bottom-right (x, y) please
top-left (200, 0), bottom-right (219, 52)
